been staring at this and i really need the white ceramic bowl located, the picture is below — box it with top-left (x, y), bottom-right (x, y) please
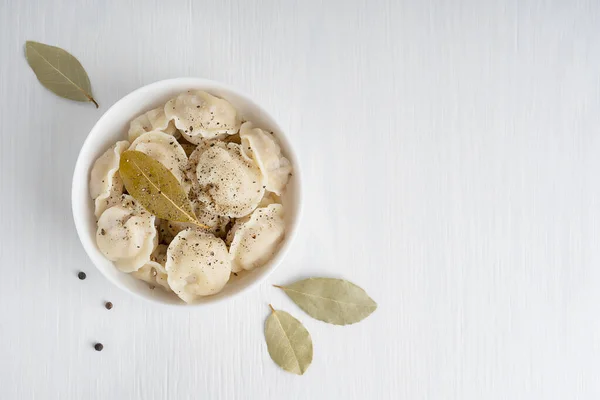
top-left (72, 78), bottom-right (302, 306)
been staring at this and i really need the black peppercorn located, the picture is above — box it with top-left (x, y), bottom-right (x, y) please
top-left (78, 271), bottom-right (86, 280)
top-left (105, 302), bottom-right (113, 310)
top-left (94, 343), bottom-right (103, 351)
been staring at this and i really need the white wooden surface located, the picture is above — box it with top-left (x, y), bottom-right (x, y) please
top-left (1, 0), bottom-right (600, 398)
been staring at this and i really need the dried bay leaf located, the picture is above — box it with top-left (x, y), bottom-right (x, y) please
top-left (275, 278), bottom-right (377, 325)
top-left (119, 150), bottom-right (207, 228)
top-left (24, 41), bottom-right (98, 107)
top-left (265, 305), bottom-right (313, 375)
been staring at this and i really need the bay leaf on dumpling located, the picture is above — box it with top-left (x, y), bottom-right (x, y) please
top-left (24, 41), bottom-right (98, 107)
top-left (264, 305), bottom-right (313, 375)
top-left (119, 150), bottom-right (205, 227)
top-left (275, 278), bottom-right (377, 325)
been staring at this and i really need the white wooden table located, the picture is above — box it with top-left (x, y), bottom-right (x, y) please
top-left (1, 0), bottom-right (600, 399)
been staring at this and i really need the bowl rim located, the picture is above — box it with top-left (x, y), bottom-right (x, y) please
top-left (71, 77), bottom-right (302, 308)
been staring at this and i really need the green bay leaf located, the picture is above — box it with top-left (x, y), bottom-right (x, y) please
top-left (119, 150), bottom-right (206, 227)
top-left (24, 41), bottom-right (98, 107)
top-left (275, 278), bottom-right (377, 326)
top-left (265, 305), bottom-right (313, 375)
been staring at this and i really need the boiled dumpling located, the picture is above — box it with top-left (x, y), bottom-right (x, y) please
top-left (184, 139), bottom-right (235, 230)
top-left (128, 107), bottom-right (178, 142)
top-left (164, 90), bottom-right (240, 143)
top-left (187, 142), bottom-right (264, 218)
top-left (240, 122), bottom-right (292, 195)
top-left (166, 229), bottom-right (232, 303)
top-left (129, 130), bottom-right (190, 190)
top-left (130, 244), bottom-right (171, 292)
top-left (89, 141), bottom-right (130, 218)
top-left (184, 137), bottom-right (219, 195)
top-left (96, 195), bottom-right (158, 272)
top-left (227, 204), bottom-right (285, 272)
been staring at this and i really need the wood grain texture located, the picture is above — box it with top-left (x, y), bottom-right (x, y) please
top-left (1, 0), bottom-right (600, 398)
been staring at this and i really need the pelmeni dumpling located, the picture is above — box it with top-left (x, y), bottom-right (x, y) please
top-left (185, 139), bottom-right (238, 229)
top-left (164, 90), bottom-right (241, 143)
top-left (129, 130), bottom-right (190, 190)
top-left (227, 204), bottom-right (285, 272)
top-left (128, 107), bottom-right (178, 142)
top-left (184, 137), bottom-right (219, 193)
top-left (89, 141), bottom-right (130, 218)
top-left (240, 122), bottom-right (292, 196)
top-left (130, 244), bottom-right (171, 292)
top-left (96, 195), bottom-right (158, 272)
top-left (166, 229), bottom-right (232, 303)
top-left (188, 142), bottom-right (264, 218)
